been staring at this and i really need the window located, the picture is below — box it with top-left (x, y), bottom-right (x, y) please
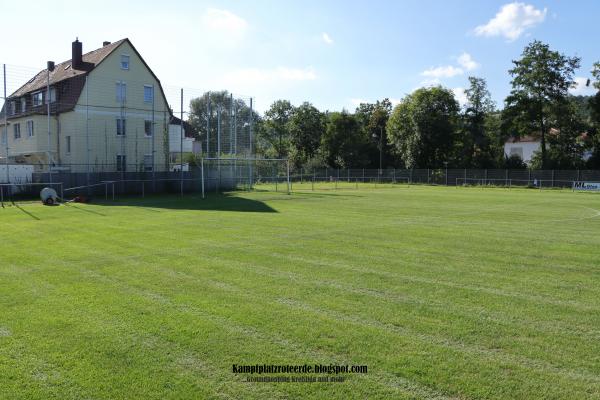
top-left (1, 128), bottom-right (6, 145)
top-left (509, 147), bottom-right (523, 159)
top-left (9, 101), bottom-right (16, 115)
top-left (13, 123), bottom-right (21, 139)
top-left (32, 91), bottom-right (43, 106)
top-left (144, 154), bottom-right (153, 171)
top-left (144, 85), bottom-right (153, 103)
top-left (21, 98), bottom-right (26, 113)
top-left (66, 136), bottom-right (71, 153)
top-left (26, 120), bottom-right (34, 137)
top-left (116, 155), bottom-right (126, 172)
top-left (116, 118), bottom-right (126, 136)
top-left (115, 82), bottom-right (126, 102)
top-left (120, 55), bottom-right (130, 70)
top-left (144, 120), bottom-right (153, 137)
top-left (45, 87), bottom-right (56, 104)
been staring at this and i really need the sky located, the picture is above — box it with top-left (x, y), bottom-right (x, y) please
top-left (0, 0), bottom-right (598, 113)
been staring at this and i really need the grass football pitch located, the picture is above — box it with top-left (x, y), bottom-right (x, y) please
top-left (1, 185), bottom-right (600, 399)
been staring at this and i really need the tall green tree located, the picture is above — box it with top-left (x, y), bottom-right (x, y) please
top-left (387, 86), bottom-right (459, 168)
top-left (586, 62), bottom-right (600, 167)
top-left (321, 111), bottom-right (369, 168)
top-left (503, 41), bottom-right (581, 168)
top-left (355, 99), bottom-right (393, 168)
top-left (261, 100), bottom-right (295, 158)
top-left (462, 77), bottom-right (496, 167)
top-left (287, 102), bottom-right (326, 167)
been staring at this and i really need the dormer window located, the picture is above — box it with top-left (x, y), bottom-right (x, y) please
top-left (121, 55), bottom-right (130, 70)
top-left (45, 87), bottom-right (57, 104)
top-left (32, 91), bottom-right (43, 107)
top-left (9, 101), bottom-right (16, 115)
top-left (21, 98), bottom-right (26, 112)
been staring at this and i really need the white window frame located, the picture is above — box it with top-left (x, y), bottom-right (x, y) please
top-left (144, 120), bottom-right (153, 137)
top-left (9, 101), bottom-right (16, 115)
top-left (116, 154), bottom-right (126, 172)
top-left (66, 135), bottom-right (71, 153)
top-left (45, 87), bottom-right (56, 104)
top-left (144, 154), bottom-right (153, 172)
top-left (21, 98), bottom-right (26, 112)
top-left (13, 123), bottom-right (21, 139)
top-left (143, 85), bottom-right (153, 103)
top-left (26, 120), bottom-right (34, 138)
top-left (115, 81), bottom-right (127, 103)
top-left (120, 54), bottom-right (130, 70)
top-left (32, 91), bottom-right (43, 107)
top-left (116, 118), bottom-right (126, 136)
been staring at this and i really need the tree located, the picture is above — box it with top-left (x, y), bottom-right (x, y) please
top-left (462, 77), bottom-right (496, 167)
top-left (355, 99), bottom-right (394, 168)
top-left (287, 102), bottom-right (326, 167)
top-left (387, 86), bottom-right (459, 168)
top-left (188, 91), bottom-right (258, 156)
top-left (261, 100), bottom-right (295, 158)
top-left (585, 62), bottom-right (600, 167)
top-left (503, 41), bottom-right (581, 168)
top-left (321, 111), bottom-right (369, 168)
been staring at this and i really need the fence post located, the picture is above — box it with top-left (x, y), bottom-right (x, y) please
top-left (528, 168), bottom-right (531, 185)
top-left (286, 160), bottom-right (290, 195)
top-left (362, 168), bottom-right (365, 184)
top-left (201, 157), bottom-right (205, 199)
top-left (505, 169), bottom-right (508, 186)
top-left (410, 168), bottom-right (413, 184)
top-left (552, 170), bottom-right (555, 188)
top-left (577, 169), bottom-right (580, 182)
top-left (427, 168), bottom-right (430, 184)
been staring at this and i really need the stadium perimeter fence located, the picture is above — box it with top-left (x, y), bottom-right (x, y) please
top-left (2, 166), bottom-right (600, 205)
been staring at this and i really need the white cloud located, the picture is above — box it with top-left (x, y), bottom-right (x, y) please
top-left (474, 2), bottom-right (547, 41)
top-left (457, 52), bottom-right (479, 71)
top-left (322, 33), bottom-right (334, 45)
top-left (452, 87), bottom-right (468, 108)
top-left (201, 8), bottom-right (248, 36)
top-left (421, 65), bottom-right (463, 79)
top-left (570, 77), bottom-right (596, 96)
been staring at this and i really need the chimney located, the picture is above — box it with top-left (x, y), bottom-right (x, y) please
top-left (103, 41), bottom-right (111, 47)
top-left (72, 38), bottom-right (83, 69)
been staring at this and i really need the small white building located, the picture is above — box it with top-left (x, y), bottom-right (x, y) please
top-left (504, 135), bottom-right (541, 164)
top-left (168, 116), bottom-right (199, 170)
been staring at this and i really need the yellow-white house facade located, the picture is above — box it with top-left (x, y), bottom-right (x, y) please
top-left (0, 38), bottom-right (171, 173)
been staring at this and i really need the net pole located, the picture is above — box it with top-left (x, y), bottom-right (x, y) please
top-left (249, 97), bottom-right (254, 189)
top-left (47, 65), bottom-right (52, 185)
top-left (180, 88), bottom-right (184, 197)
top-left (85, 75), bottom-right (90, 195)
top-left (201, 157), bottom-right (205, 199)
top-left (206, 92), bottom-right (210, 156)
top-left (152, 84), bottom-right (156, 192)
top-left (229, 93), bottom-right (233, 154)
top-left (287, 159), bottom-right (290, 194)
top-left (3, 64), bottom-right (8, 185)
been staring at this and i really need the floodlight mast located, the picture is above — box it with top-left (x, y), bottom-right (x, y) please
top-left (3, 64), bottom-right (8, 184)
top-left (47, 61), bottom-right (55, 184)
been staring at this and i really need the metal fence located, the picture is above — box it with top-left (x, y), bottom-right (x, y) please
top-left (287, 168), bottom-right (600, 189)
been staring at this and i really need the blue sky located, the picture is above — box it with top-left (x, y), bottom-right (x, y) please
top-left (0, 0), bottom-right (598, 112)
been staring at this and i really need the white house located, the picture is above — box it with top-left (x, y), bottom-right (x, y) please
top-left (504, 135), bottom-right (541, 164)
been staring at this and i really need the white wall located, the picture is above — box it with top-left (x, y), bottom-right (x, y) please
top-left (0, 164), bottom-right (34, 183)
top-left (504, 141), bottom-right (540, 164)
top-left (169, 124), bottom-right (194, 153)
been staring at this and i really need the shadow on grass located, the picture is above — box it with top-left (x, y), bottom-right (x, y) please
top-left (92, 192), bottom-right (277, 213)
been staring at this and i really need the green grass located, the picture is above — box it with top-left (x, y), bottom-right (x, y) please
top-left (1, 185), bottom-right (600, 399)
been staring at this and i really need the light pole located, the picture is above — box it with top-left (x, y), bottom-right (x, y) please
top-left (444, 161), bottom-right (448, 186)
top-left (373, 128), bottom-right (383, 176)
